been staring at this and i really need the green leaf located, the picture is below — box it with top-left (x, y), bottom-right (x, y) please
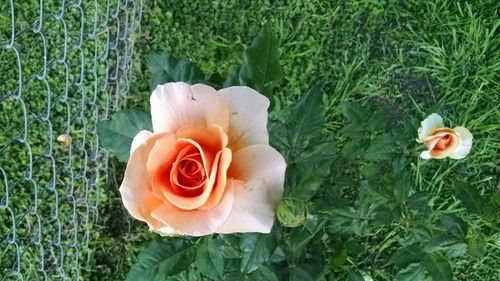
top-left (286, 86), bottom-right (324, 157)
top-left (286, 215), bottom-right (326, 259)
top-left (239, 229), bottom-right (280, 274)
top-left (277, 197), bottom-right (306, 227)
top-left (440, 214), bottom-right (467, 240)
top-left (394, 263), bottom-right (426, 281)
top-left (147, 52), bottom-right (205, 90)
top-left (424, 234), bottom-right (467, 257)
top-left (390, 244), bottom-right (425, 267)
top-left (364, 134), bottom-right (397, 161)
top-left (195, 238), bottom-right (224, 280)
top-left (408, 192), bottom-right (431, 216)
top-left (126, 240), bottom-right (196, 281)
top-left (217, 234), bottom-right (241, 259)
top-left (289, 266), bottom-right (314, 281)
top-left (223, 66), bottom-right (241, 87)
top-left (239, 27), bottom-right (282, 97)
top-left (467, 233), bottom-right (486, 257)
top-left (453, 180), bottom-right (487, 215)
top-left (340, 123), bottom-right (365, 138)
top-left (248, 266), bottom-right (279, 281)
top-left (423, 252), bottom-right (453, 281)
top-left (97, 110), bottom-right (152, 162)
top-left (367, 110), bottom-right (389, 132)
top-left (330, 248), bottom-right (347, 268)
top-left (288, 164), bottom-right (327, 201)
top-left (341, 102), bottom-right (365, 124)
top-left (346, 271), bottom-right (364, 281)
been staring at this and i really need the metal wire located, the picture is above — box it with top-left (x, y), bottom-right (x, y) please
top-left (0, 0), bottom-right (143, 280)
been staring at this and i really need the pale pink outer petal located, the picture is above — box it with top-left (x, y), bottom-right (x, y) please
top-left (150, 82), bottom-right (229, 134)
top-left (217, 145), bottom-right (286, 234)
top-left (219, 86), bottom-right (270, 150)
top-left (130, 130), bottom-right (153, 155)
top-left (420, 150), bottom-right (431, 160)
top-left (151, 180), bottom-right (236, 236)
top-left (417, 113), bottom-right (444, 142)
top-left (449, 126), bottom-right (473, 159)
top-left (120, 133), bottom-right (164, 230)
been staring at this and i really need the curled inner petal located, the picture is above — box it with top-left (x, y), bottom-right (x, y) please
top-left (434, 134), bottom-right (451, 150)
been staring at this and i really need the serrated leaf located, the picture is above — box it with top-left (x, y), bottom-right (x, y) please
top-left (408, 192), bottom-right (431, 215)
top-left (217, 234), bottom-right (241, 259)
top-left (195, 238), bottom-right (224, 280)
top-left (440, 214), bottom-right (467, 240)
top-left (286, 86), bottom-right (324, 158)
top-left (126, 240), bottom-right (195, 281)
top-left (223, 66), bottom-right (241, 88)
top-left (239, 27), bottom-right (282, 97)
top-left (364, 134), bottom-right (397, 161)
top-left (330, 248), bottom-right (347, 268)
top-left (286, 216), bottom-right (326, 259)
top-left (329, 207), bottom-right (371, 236)
top-left (97, 110), bottom-right (152, 162)
top-left (341, 102), bottom-right (365, 124)
top-left (467, 234), bottom-right (486, 257)
top-left (453, 180), bottom-right (487, 215)
top-left (289, 266), bottom-right (314, 281)
top-left (288, 165), bottom-right (326, 201)
top-left (147, 52), bottom-right (205, 90)
top-left (367, 110), bottom-right (389, 132)
top-left (390, 244), bottom-right (425, 267)
top-left (423, 252), bottom-right (452, 281)
top-left (341, 123), bottom-right (365, 138)
top-left (248, 266), bottom-right (279, 281)
top-left (240, 229), bottom-right (280, 274)
top-left (411, 225), bottom-right (433, 243)
top-left (394, 263), bottom-right (425, 281)
top-left (341, 139), bottom-right (366, 159)
top-left (346, 271), bottom-right (364, 281)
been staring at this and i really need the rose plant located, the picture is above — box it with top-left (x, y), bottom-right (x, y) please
top-left (96, 27), bottom-right (491, 281)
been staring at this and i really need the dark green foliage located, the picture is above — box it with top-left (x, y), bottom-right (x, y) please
top-left (238, 27), bottom-right (283, 98)
top-left (147, 52), bottom-right (206, 90)
top-left (97, 109), bottom-right (152, 162)
top-left (126, 240), bottom-right (196, 281)
top-left (195, 238), bottom-right (225, 280)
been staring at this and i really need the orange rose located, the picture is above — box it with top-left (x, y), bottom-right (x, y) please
top-left (417, 113), bottom-right (472, 160)
top-left (119, 82), bottom-right (286, 236)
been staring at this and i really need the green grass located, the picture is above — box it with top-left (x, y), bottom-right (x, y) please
top-left (1, 0), bottom-right (499, 280)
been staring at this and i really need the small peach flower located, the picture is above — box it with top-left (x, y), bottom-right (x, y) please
top-left (416, 113), bottom-right (472, 160)
top-left (119, 82), bottom-right (286, 236)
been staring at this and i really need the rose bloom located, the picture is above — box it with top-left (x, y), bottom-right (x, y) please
top-left (416, 113), bottom-right (472, 160)
top-left (119, 82), bottom-right (286, 236)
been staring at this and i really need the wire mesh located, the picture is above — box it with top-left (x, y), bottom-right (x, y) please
top-left (0, 0), bottom-right (143, 280)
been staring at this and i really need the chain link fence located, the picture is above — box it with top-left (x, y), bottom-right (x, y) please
top-left (0, 0), bottom-right (143, 279)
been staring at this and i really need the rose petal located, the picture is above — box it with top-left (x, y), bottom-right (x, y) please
top-left (130, 130), bottom-right (153, 155)
top-left (417, 113), bottom-right (444, 142)
top-left (151, 180), bottom-right (236, 236)
top-left (449, 126), bottom-right (473, 159)
top-left (150, 82), bottom-right (229, 134)
top-left (420, 150), bottom-right (431, 159)
top-left (154, 139), bottom-right (216, 210)
top-left (217, 145), bottom-right (286, 234)
top-left (429, 132), bottom-right (458, 159)
top-left (120, 134), bottom-right (164, 230)
top-left (219, 86), bottom-right (270, 150)
top-left (198, 148), bottom-right (232, 210)
top-left (177, 124), bottom-right (228, 151)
